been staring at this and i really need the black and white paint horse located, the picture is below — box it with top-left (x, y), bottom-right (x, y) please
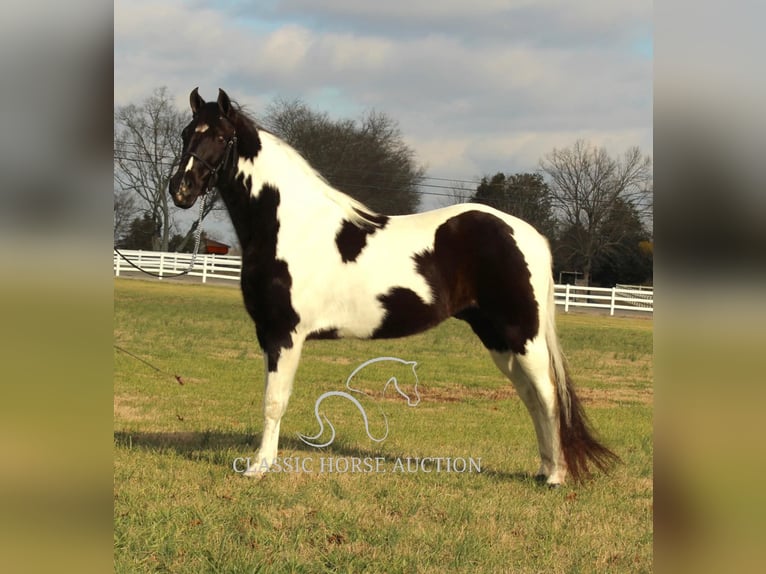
top-left (169, 89), bottom-right (617, 485)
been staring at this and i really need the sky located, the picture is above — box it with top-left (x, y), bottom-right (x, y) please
top-left (115, 0), bottom-right (652, 239)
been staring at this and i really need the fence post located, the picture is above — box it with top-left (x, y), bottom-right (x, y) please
top-left (202, 254), bottom-right (208, 283)
top-left (564, 283), bottom-right (570, 313)
top-left (610, 287), bottom-right (616, 316)
top-left (159, 252), bottom-right (164, 280)
top-left (115, 252), bottom-right (120, 276)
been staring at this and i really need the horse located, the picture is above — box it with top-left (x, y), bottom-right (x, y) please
top-left (168, 88), bottom-right (618, 485)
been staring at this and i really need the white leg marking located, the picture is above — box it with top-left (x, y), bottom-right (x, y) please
top-left (244, 338), bottom-right (305, 477)
top-left (491, 344), bottom-right (567, 485)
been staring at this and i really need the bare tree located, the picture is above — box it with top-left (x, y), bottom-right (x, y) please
top-left (113, 188), bottom-right (137, 244)
top-left (437, 181), bottom-right (474, 208)
top-left (540, 140), bottom-right (652, 285)
top-left (114, 86), bottom-right (220, 251)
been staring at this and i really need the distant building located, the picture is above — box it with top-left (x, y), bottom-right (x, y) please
top-left (204, 239), bottom-right (230, 255)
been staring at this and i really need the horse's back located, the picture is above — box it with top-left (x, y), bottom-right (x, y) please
top-left (389, 203), bottom-right (553, 281)
top-left (391, 203), bottom-right (549, 250)
top-left (292, 201), bottom-right (553, 345)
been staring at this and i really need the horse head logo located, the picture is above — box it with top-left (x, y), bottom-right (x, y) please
top-left (298, 357), bottom-right (420, 448)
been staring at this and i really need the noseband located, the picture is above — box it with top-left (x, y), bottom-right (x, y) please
top-left (188, 133), bottom-right (238, 192)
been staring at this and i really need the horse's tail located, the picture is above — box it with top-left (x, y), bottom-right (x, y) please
top-left (545, 276), bottom-right (620, 481)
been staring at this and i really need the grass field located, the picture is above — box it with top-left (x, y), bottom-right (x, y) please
top-left (114, 278), bottom-right (653, 573)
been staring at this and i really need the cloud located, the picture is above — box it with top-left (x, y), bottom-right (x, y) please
top-left (115, 0), bottom-right (652, 186)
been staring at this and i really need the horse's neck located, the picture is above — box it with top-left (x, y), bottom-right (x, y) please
top-left (224, 131), bottom-right (353, 250)
top-left (262, 132), bottom-right (352, 218)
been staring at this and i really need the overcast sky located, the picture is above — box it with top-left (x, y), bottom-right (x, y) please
top-left (115, 0), bottom-right (652, 226)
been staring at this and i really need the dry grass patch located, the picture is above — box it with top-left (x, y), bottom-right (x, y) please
top-left (114, 395), bottom-right (155, 422)
top-left (578, 386), bottom-right (653, 407)
top-left (413, 383), bottom-right (517, 403)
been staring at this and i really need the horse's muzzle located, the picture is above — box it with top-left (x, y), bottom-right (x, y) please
top-left (169, 173), bottom-right (199, 209)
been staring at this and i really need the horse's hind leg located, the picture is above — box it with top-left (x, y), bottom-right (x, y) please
top-left (244, 338), bottom-right (304, 477)
top-left (490, 341), bottom-right (566, 485)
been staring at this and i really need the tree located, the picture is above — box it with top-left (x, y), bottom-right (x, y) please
top-left (116, 213), bottom-right (155, 250)
top-left (551, 222), bottom-right (588, 283)
top-left (113, 188), bottom-right (137, 244)
top-left (470, 172), bottom-right (557, 239)
top-left (168, 230), bottom-right (215, 253)
top-left (438, 181), bottom-right (474, 207)
top-left (114, 86), bottom-right (221, 251)
top-left (539, 140), bottom-right (652, 285)
top-left (591, 198), bottom-right (653, 285)
top-left (261, 98), bottom-right (425, 215)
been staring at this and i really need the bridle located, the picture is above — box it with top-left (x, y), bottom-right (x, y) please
top-left (186, 130), bottom-right (238, 194)
top-left (112, 130), bottom-right (238, 279)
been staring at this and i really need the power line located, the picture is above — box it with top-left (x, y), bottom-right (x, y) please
top-left (113, 153), bottom-right (558, 205)
top-left (114, 154), bottom-right (474, 200)
top-left (113, 155), bottom-right (548, 206)
top-left (115, 149), bottom-right (479, 182)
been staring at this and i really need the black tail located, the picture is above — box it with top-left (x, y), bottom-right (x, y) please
top-left (545, 277), bottom-right (620, 481)
top-left (558, 368), bottom-right (620, 481)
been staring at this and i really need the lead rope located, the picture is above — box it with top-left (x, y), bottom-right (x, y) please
top-left (113, 192), bottom-right (207, 279)
top-left (186, 192), bottom-right (207, 269)
top-left (113, 194), bottom-right (207, 385)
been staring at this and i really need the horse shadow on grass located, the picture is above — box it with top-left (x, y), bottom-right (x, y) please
top-left (113, 430), bottom-right (540, 485)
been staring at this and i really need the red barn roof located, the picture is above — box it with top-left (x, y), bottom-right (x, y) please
top-left (204, 239), bottom-right (230, 255)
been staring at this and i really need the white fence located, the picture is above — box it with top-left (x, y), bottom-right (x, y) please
top-left (114, 250), bottom-right (653, 316)
top-left (554, 284), bottom-right (653, 315)
top-left (113, 249), bottom-right (242, 283)
top-left (615, 284), bottom-right (653, 309)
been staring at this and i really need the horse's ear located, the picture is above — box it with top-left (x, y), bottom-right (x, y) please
top-left (217, 89), bottom-right (231, 117)
top-left (190, 87), bottom-right (204, 115)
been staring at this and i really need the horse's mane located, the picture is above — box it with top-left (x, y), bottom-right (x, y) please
top-left (230, 103), bottom-right (386, 230)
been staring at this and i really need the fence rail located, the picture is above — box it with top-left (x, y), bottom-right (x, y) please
top-left (553, 284), bottom-right (653, 315)
top-left (114, 250), bottom-right (652, 316)
top-left (114, 249), bottom-right (242, 283)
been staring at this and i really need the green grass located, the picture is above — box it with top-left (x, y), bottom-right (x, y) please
top-left (114, 278), bottom-right (653, 573)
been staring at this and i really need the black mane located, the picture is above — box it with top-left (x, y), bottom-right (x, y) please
top-left (225, 103), bottom-right (262, 159)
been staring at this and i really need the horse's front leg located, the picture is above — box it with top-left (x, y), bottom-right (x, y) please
top-left (244, 337), bottom-right (304, 477)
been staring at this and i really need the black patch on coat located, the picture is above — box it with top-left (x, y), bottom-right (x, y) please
top-left (452, 307), bottom-right (510, 351)
top-left (335, 220), bottom-right (369, 263)
top-left (372, 287), bottom-right (444, 338)
top-left (335, 215), bottom-right (390, 263)
top-left (219, 179), bottom-right (300, 372)
top-left (372, 211), bottom-right (539, 353)
top-left (306, 328), bottom-right (340, 340)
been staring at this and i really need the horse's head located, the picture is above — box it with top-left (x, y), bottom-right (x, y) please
top-left (168, 88), bottom-right (238, 209)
